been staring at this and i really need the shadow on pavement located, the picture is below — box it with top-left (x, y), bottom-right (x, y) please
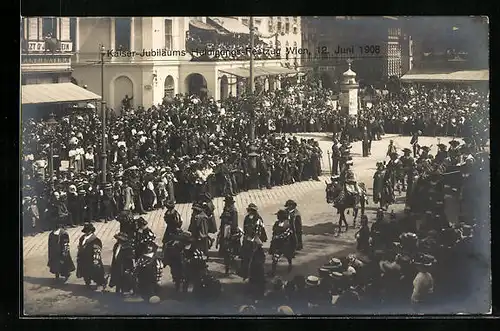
top-left (302, 222), bottom-right (338, 236)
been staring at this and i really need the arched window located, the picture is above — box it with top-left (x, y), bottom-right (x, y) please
top-left (164, 75), bottom-right (175, 98)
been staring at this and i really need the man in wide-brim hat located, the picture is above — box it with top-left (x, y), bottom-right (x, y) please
top-left (284, 199), bottom-right (303, 251)
top-left (218, 194), bottom-right (240, 274)
top-left (188, 202), bottom-right (212, 255)
top-left (134, 217), bottom-right (157, 258)
top-left (77, 222), bottom-right (107, 290)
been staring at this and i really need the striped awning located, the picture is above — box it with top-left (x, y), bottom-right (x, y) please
top-left (219, 66), bottom-right (298, 78)
top-left (22, 83), bottom-right (102, 105)
top-left (400, 69), bottom-right (489, 83)
top-left (209, 17), bottom-right (249, 34)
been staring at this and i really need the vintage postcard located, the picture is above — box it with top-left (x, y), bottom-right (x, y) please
top-left (21, 16), bottom-right (490, 316)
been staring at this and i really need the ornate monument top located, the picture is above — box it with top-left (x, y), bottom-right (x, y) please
top-left (343, 59), bottom-right (356, 77)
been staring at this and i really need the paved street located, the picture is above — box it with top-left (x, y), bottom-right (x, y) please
top-left (23, 133), bottom-right (463, 315)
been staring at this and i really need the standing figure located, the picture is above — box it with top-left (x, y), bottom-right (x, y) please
top-left (47, 224), bottom-right (76, 282)
top-left (161, 201), bottom-right (183, 245)
top-left (163, 230), bottom-right (190, 292)
top-left (331, 139), bottom-right (341, 175)
top-left (240, 203), bottom-right (268, 280)
top-left (134, 217), bottom-right (157, 259)
top-left (386, 140), bottom-right (397, 158)
top-left (269, 209), bottom-right (295, 276)
top-left (76, 223), bottom-right (107, 290)
top-left (285, 199), bottom-right (303, 251)
top-left (216, 195), bottom-right (242, 275)
top-left (117, 210), bottom-right (136, 238)
top-left (188, 203), bottom-right (212, 255)
top-left (109, 232), bottom-right (136, 295)
top-left (410, 131), bottom-right (421, 158)
top-left (133, 242), bottom-right (164, 301)
top-left (247, 219), bottom-right (267, 300)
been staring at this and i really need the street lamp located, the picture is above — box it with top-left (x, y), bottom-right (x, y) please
top-left (45, 113), bottom-right (58, 188)
top-left (247, 17), bottom-right (259, 189)
top-left (99, 44), bottom-right (107, 185)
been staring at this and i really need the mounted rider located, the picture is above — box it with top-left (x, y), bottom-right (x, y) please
top-left (339, 160), bottom-right (360, 197)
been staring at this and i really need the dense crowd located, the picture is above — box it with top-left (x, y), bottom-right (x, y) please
top-left (186, 31), bottom-right (275, 61)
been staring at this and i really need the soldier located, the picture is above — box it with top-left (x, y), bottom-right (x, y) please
top-left (188, 203), bottom-right (212, 255)
top-left (285, 199), bottom-right (303, 251)
top-left (161, 201), bottom-right (182, 245)
top-left (410, 130), bottom-right (422, 158)
top-left (134, 217), bottom-right (157, 258)
top-left (216, 195), bottom-right (241, 275)
top-left (109, 232), bottom-right (135, 296)
top-left (270, 209), bottom-right (295, 275)
top-left (76, 222), bottom-right (108, 290)
top-left (400, 148), bottom-right (415, 193)
top-left (386, 152), bottom-right (402, 193)
top-left (331, 139), bottom-right (341, 175)
top-left (47, 223), bottom-right (76, 282)
top-left (133, 242), bottom-right (164, 301)
top-left (240, 203), bottom-right (267, 280)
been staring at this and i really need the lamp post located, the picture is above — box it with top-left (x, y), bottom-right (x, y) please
top-left (247, 17), bottom-right (259, 188)
top-left (45, 113), bottom-right (58, 189)
top-left (100, 44), bottom-right (107, 185)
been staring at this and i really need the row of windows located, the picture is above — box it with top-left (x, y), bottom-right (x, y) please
top-left (24, 18), bottom-right (174, 51)
top-left (268, 40), bottom-right (298, 48)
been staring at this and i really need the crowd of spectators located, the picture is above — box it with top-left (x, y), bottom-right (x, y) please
top-left (22, 76), bottom-right (488, 236)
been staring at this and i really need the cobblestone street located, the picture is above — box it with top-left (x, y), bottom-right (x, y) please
top-left (23, 133), bottom-right (464, 315)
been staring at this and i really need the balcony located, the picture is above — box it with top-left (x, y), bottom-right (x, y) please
top-left (21, 39), bottom-right (73, 54)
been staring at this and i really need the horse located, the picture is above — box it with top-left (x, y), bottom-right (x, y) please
top-left (372, 169), bottom-right (395, 210)
top-left (326, 180), bottom-right (367, 235)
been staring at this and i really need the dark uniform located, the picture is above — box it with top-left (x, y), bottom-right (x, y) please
top-left (285, 200), bottom-right (303, 251)
top-left (188, 203), bottom-right (212, 255)
top-left (217, 196), bottom-right (241, 275)
top-left (161, 202), bottom-right (183, 245)
top-left (109, 232), bottom-right (135, 294)
top-left (240, 203), bottom-right (268, 280)
top-left (47, 225), bottom-right (76, 280)
top-left (400, 149), bottom-right (415, 192)
top-left (270, 209), bottom-right (295, 275)
top-left (76, 223), bottom-right (107, 289)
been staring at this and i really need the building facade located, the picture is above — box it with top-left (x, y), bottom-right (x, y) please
top-left (21, 17), bottom-right (74, 85)
top-left (300, 16), bottom-right (409, 86)
top-left (72, 16), bottom-right (301, 112)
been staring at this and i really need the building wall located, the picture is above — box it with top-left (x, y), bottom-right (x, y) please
top-left (21, 17), bottom-right (73, 85)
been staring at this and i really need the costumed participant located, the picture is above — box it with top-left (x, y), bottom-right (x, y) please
top-left (47, 223), bottom-right (75, 282)
top-left (240, 203), bottom-right (267, 280)
top-left (269, 209), bottom-right (295, 276)
top-left (188, 203), bottom-right (212, 255)
top-left (216, 195), bottom-right (242, 275)
top-left (161, 201), bottom-right (183, 245)
top-left (109, 232), bottom-right (136, 296)
top-left (163, 230), bottom-right (190, 292)
top-left (76, 222), bottom-right (108, 290)
top-left (134, 217), bottom-right (157, 259)
top-left (134, 242), bottom-right (164, 301)
top-left (117, 210), bottom-right (136, 238)
top-left (285, 199), bottom-right (303, 251)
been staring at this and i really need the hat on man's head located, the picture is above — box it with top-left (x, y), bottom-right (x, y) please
top-left (247, 203), bottom-right (258, 211)
top-left (421, 146), bottom-right (431, 151)
top-left (449, 140), bottom-right (460, 147)
top-left (402, 148), bottom-right (412, 154)
top-left (136, 217), bottom-right (148, 227)
top-left (306, 275), bottom-right (320, 287)
top-left (145, 166), bottom-right (155, 173)
top-left (437, 143), bottom-right (447, 150)
top-left (224, 195), bottom-right (235, 204)
top-left (275, 209), bottom-right (288, 219)
top-left (192, 203), bottom-right (204, 212)
top-left (165, 200), bottom-right (175, 209)
top-left (82, 222), bottom-right (96, 234)
top-left (412, 253), bottom-right (437, 268)
top-left (284, 199), bottom-right (297, 208)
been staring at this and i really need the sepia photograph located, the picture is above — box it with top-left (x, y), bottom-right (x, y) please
top-left (20, 16), bottom-right (490, 316)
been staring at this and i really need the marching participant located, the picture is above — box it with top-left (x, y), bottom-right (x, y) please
top-left (240, 203), bottom-right (267, 280)
top-left (109, 232), bottom-right (135, 295)
top-left (47, 223), bottom-right (75, 282)
top-left (216, 195), bottom-right (242, 275)
top-left (161, 201), bottom-right (183, 245)
top-left (269, 209), bottom-right (295, 276)
top-left (284, 199), bottom-right (303, 251)
top-left (76, 222), bottom-right (108, 291)
top-left (188, 202), bottom-right (213, 255)
top-left (134, 217), bottom-right (157, 259)
top-left (133, 242), bottom-right (164, 301)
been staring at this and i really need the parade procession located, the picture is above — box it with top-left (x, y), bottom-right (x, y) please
top-left (21, 16), bottom-right (490, 315)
